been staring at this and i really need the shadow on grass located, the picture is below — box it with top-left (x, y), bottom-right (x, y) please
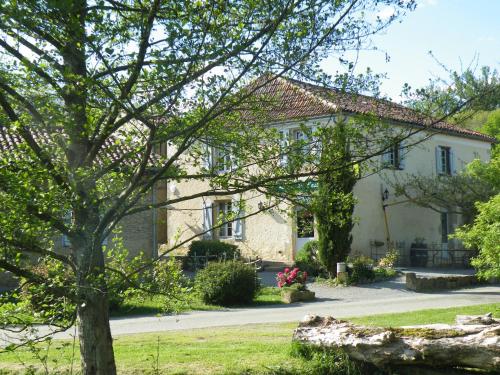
top-left (110, 288), bottom-right (288, 318)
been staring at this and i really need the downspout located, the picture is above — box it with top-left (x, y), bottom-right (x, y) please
top-left (381, 185), bottom-right (391, 250)
top-left (382, 203), bottom-right (391, 250)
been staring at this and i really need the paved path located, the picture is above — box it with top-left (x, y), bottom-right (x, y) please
top-left (2, 275), bottom-right (499, 345)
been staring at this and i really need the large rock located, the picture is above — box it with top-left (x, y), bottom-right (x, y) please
top-left (293, 314), bottom-right (500, 373)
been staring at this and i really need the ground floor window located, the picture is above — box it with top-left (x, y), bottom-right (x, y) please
top-left (296, 209), bottom-right (314, 238)
top-left (441, 212), bottom-right (449, 244)
top-left (217, 201), bottom-right (233, 238)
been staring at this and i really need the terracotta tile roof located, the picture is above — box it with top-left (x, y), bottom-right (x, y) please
top-left (247, 75), bottom-right (495, 143)
top-left (0, 126), bottom-right (161, 168)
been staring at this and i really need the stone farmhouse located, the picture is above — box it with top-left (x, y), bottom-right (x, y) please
top-left (161, 77), bottom-right (495, 266)
top-left (1, 76), bottom-right (493, 267)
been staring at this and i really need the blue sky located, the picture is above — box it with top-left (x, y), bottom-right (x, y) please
top-left (321, 0), bottom-right (500, 101)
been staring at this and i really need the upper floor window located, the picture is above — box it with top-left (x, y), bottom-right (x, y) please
top-left (381, 142), bottom-right (405, 170)
top-left (279, 127), bottom-right (318, 166)
top-left (436, 146), bottom-right (454, 176)
top-left (214, 146), bottom-right (232, 173)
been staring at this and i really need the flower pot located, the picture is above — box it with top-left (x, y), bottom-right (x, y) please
top-left (281, 289), bottom-right (316, 304)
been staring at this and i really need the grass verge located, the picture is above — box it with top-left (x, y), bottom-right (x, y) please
top-left (111, 286), bottom-right (283, 317)
top-left (0, 303), bottom-right (498, 374)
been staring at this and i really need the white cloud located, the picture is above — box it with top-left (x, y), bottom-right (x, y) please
top-left (478, 36), bottom-right (496, 42)
top-left (377, 6), bottom-right (396, 21)
top-left (419, 0), bottom-right (438, 7)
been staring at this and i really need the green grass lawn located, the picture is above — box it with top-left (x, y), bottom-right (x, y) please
top-left (112, 287), bottom-right (283, 317)
top-left (0, 303), bottom-right (498, 374)
top-left (349, 303), bottom-right (500, 327)
top-left (0, 287), bottom-right (283, 323)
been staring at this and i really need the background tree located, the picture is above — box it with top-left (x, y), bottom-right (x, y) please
top-left (454, 194), bottom-right (500, 280)
top-left (396, 63), bottom-right (499, 222)
top-left (398, 62), bottom-right (499, 277)
top-left (0, 0), bottom-right (416, 373)
top-left (404, 63), bottom-right (500, 127)
top-left (392, 155), bottom-right (500, 225)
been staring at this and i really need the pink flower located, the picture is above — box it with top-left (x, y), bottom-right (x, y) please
top-left (284, 268), bottom-right (290, 273)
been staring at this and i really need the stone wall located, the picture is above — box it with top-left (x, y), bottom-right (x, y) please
top-left (405, 272), bottom-right (481, 292)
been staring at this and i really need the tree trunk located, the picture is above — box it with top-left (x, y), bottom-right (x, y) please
top-left (77, 288), bottom-right (117, 375)
top-left (294, 314), bottom-right (500, 373)
top-left (72, 224), bottom-right (116, 374)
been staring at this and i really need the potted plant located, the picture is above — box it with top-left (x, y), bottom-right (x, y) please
top-left (276, 267), bottom-right (315, 303)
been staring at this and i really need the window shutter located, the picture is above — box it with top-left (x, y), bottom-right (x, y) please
top-left (229, 144), bottom-right (238, 172)
top-left (232, 195), bottom-right (244, 240)
top-left (435, 146), bottom-right (442, 175)
top-left (279, 130), bottom-right (289, 166)
top-left (203, 142), bottom-right (212, 170)
top-left (202, 199), bottom-right (213, 239)
top-left (450, 149), bottom-right (456, 175)
top-left (398, 142), bottom-right (406, 170)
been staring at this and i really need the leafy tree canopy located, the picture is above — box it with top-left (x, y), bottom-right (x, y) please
top-left (404, 63), bottom-right (500, 127)
top-left (0, 1), bottom-right (416, 373)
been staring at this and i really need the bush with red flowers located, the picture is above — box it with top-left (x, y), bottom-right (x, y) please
top-left (276, 267), bottom-right (308, 290)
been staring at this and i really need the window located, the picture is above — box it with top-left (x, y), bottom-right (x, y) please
top-left (382, 142), bottom-right (405, 170)
top-left (293, 129), bottom-right (310, 155)
top-left (436, 146), bottom-right (452, 175)
top-left (217, 201), bottom-right (233, 238)
top-left (278, 130), bottom-right (289, 166)
top-left (278, 127), bottom-right (319, 166)
top-left (440, 212), bottom-right (449, 244)
top-left (214, 145), bottom-right (232, 173)
top-left (202, 199), bottom-right (243, 240)
top-left (296, 209), bottom-right (314, 238)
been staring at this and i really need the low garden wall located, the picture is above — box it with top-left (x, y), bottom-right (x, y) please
top-left (405, 272), bottom-right (481, 292)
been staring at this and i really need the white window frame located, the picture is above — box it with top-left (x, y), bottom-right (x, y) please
top-left (292, 128), bottom-right (310, 156)
top-left (382, 142), bottom-right (405, 170)
top-left (437, 145), bottom-right (452, 175)
top-left (217, 201), bottom-right (233, 238)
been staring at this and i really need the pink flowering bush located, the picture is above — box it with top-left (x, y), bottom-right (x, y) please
top-left (276, 267), bottom-right (308, 290)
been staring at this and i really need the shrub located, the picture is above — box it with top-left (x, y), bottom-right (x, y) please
top-left (378, 248), bottom-right (399, 268)
top-left (374, 267), bottom-right (397, 280)
top-left (348, 255), bottom-right (375, 284)
top-left (106, 236), bottom-right (188, 311)
top-left (195, 260), bottom-right (260, 306)
top-left (294, 241), bottom-right (323, 277)
top-left (188, 240), bottom-right (240, 259)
